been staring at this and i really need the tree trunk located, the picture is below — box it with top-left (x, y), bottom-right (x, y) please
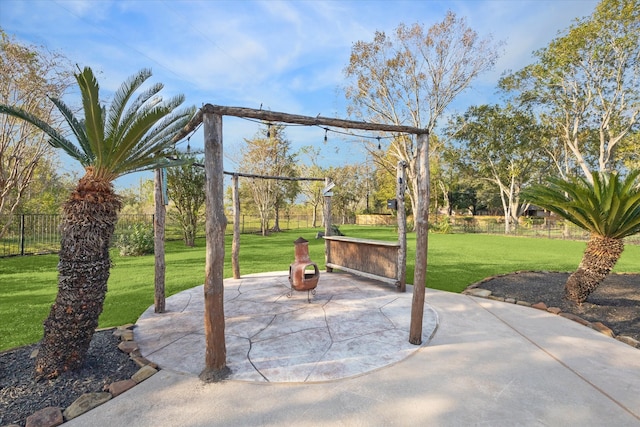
top-left (312, 203), bottom-right (318, 228)
top-left (271, 203), bottom-right (281, 232)
top-left (34, 169), bottom-right (120, 380)
top-left (565, 234), bottom-right (624, 304)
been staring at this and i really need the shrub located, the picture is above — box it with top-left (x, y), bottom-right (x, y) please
top-left (429, 217), bottom-right (452, 234)
top-left (116, 223), bottom-right (154, 256)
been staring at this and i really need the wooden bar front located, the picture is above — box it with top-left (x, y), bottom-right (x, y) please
top-left (323, 236), bottom-right (403, 291)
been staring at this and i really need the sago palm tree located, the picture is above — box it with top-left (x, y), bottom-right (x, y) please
top-left (0, 66), bottom-right (194, 379)
top-left (522, 170), bottom-right (640, 304)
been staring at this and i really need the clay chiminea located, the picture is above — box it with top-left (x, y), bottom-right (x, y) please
top-left (288, 237), bottom-right (320, 302)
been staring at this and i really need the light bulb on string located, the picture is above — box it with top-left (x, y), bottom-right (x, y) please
top-left (267, 123), bottom-right (272, 138)
top-left (377, 136), bottom-right (382, 150)
top-left (324, 128), bottom-right (328, 143)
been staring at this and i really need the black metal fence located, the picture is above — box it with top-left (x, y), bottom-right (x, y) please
top-left (0, 213), bottom-right (319, 257)
top-left (1, 213), bottom-right (637, 258)
top-left (441, 216), bottom-right (640, 245)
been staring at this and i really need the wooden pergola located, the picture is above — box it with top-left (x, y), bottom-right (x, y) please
top-left (171, 104), bottom-right (430, 381)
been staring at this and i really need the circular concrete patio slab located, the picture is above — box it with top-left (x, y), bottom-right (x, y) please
top-left (135, 271), bottom-right (438, 383)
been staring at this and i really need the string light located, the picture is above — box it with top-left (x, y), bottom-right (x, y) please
top-left (238, 116), bottom-right (414, 145)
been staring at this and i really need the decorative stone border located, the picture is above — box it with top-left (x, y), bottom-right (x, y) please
top-left (463, 272), bottom-right (640, 350)
top-left (17, 325), bottom-right (159, 427)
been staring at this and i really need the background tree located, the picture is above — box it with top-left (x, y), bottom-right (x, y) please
top-left (499, 0), bottom-right (639, 181)
top-left (0, 30), bottom-right (73, 236)
top-left (18, 162), bottom-right (75, 214)
top-left (330, 163), bottom-right (371, 224)
top-left (298, 146), bottom-right (327, 227)
top-left (522, 170), bottom-right (640, 303)
top-left (0, 67), bottom-right (194, 379)
top-left (448, 104), bottom-right (547, 233)
top-left (344, 13), bottom-right (501, 224)
top-left (166, 152), bottom-right (206, 246)
top-left (119, 178), bottom-right (155, 214)
top-left (238, 124), bottom-right (298, 235)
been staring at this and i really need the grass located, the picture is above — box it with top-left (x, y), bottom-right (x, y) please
top-left (1, 225), bottom-right (639, 351)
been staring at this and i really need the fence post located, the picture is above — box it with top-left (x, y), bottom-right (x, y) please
top-left (20, 214), bottom-right (25, 256)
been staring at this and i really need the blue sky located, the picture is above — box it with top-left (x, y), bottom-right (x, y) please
top-left (1, 0), bottom-right (599, 189)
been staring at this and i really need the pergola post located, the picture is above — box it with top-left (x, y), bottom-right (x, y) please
top-left (200, 111), bottom-right (229, 381)
top-left (323, 177), bottom-right (333, 271)
top-left (396, 161), bottom-right (407, 292)
top-left (231, 173), bottom-right (240, 279)
top-left (153, 168), bottom-right (166, 313)
top-left (409, 132), bottom-right (429, 345)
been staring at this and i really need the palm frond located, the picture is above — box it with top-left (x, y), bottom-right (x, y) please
top-left (75, 67), bottom-right (105, 167)
top-left (107, 95), bottom-right (186, 168)
top-left (48, 97), bottom-right (93, 165)
top-left (104, 69), bottom-right (153, 154)
top-left (109, 106), bottom-right (195, 177)
top-left (3, 66), bottom-right (194, 183)
top-left (109, 82), bottom-right (163, 152)
top-left (0, 103), bottom-right (86, 162)
top-left (522, 171), bottom-right (640, 239)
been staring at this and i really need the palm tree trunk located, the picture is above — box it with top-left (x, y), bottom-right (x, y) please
top-left (564, 234), bottom-right (624, 304)
top-left (34, 171), bottom-right (120, 380)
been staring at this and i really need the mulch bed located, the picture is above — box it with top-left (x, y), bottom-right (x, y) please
top-left (0, 330), bottom-right (139, 427)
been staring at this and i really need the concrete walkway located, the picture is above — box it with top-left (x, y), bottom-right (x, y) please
top-left (68, 272), bottom-right (640, 426)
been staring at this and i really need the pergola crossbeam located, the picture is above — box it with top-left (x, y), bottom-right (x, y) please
top-left (172, 104), bottom-right (428, 144)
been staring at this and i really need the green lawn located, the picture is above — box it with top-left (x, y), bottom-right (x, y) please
top-left (1, 226), bottom-right (639, 351)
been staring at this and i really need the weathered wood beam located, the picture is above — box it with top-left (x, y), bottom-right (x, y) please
top-left (223, 171), bottom-right (325, 181)
top-left (192, 162), bottom-right (325, 182)
top-left (200, 111), bottom-right (230, 382)
top-left (173, 103), bottom-right (428, 144)
top-left (324, 177), bottom-right (333, 272)
top-left (409, 133), bottom-right (429, 345)
top-left (231, 174), bottom-right (240, 280)
top-left (202, 104), bottom-right (428, 134)
top-left (172, 108), bottom-right (204, 143)
top-left (153, 168), bottom-right (166, 313)
top-left (396, 161), bottom-right (407, 293)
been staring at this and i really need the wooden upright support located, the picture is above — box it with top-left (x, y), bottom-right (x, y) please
top-left (232, 174), bottom-right (240, 279)
top-left (410, 133), bottom-right (429, 345)
top-left (201, 112), bottom-right (229, 381)
top-left (153, 168), bottom-right (166, 313)
top-left (323, 177), bottom-right (333, 272)
top-left (396, 161), bottom-right (407, 292)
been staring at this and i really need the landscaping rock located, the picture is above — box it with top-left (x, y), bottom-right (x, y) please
top-left (117, 341), bottom-right (138, 354)
top-left (132, 365), bottom-right (158, 383)
top-left (63, 392), bottom-right (111, 420)
top-left (466, 288), bottom-right (491, 297)
top-left (108, 379), bottom-right (137, 397)
top-left (532, 302), bottom-right (547, 310)
top-left (119, 329), bottom-right (134, 341)
top-left (591, 322), bottom-right (614, 337)
top-left (25, 406), bottom-right (63, 427)
top-left (559, 312), bottom-right (590, 326)
top-left (616, 335), bottom-right (640, 348)
top-left (547, 307), bottom-right (562, 315)
top-left (131, 355), bottom-right (157, 368)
